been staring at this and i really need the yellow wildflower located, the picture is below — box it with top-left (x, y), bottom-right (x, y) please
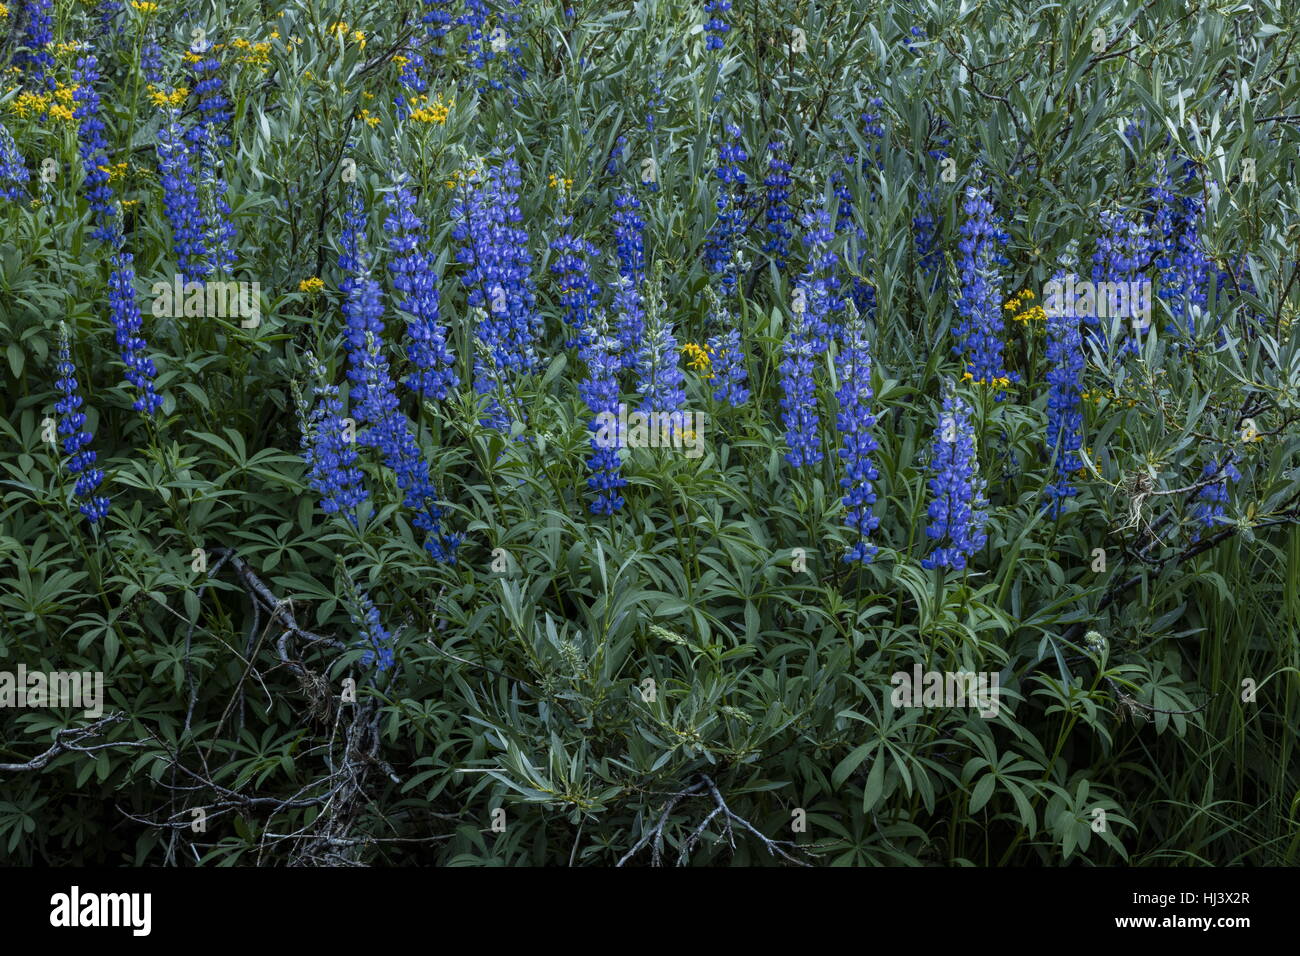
top-left (409, 93), bottom-right (452, 125)
top-left (298, 277), bottom-right (325, 295)
top-left (147, 84), bottom-right (188, 107)
top-left (960, 371), bottom-right (1012, 389)
top-left (680, 342), bottom-right (713, 374)
top-left (10, 91), bottom-right (51, 119)
top-left (129, 1), bottom-right (158, 13)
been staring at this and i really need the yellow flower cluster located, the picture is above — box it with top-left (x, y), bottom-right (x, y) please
top-left (358, 109), bottom-right (380, 128)
top-left (9, 84), bottom-right (80, 123)
top-left (444, 167), bottom-right (480, 190)
top-left (327, 22), bottom-right (366, 48)
top-left (547, 172), bottom-right (574, 191)
top-left (147, 84), bottom-right (188, 108)
top-left (409, 93), bottom-right (452, 125)
top-left (99, 162), bottom-right (128, 182)
top-left (230, 37), bottom-right (272, 66)
top-left (298, 277), bottom-right (326, 295)
top-left (0, 4), bottom-right (9, 18)
top-left (680, 342), bottom-right (713, 374)
top-left (961, 371), bottom-right (1012, 389)
top-left (1005, 288), bottom-right (1045, 325)
top-left (129, 1), bottom-right (158, 13)
top-left (1080, 387), bottom-right (1138, 408)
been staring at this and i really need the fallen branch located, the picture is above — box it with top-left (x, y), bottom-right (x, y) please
top-left (0, 714), bottom-right (149, 775)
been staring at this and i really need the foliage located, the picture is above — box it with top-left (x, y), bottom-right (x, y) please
top-left (1, 0), bottom-right (1298, 866)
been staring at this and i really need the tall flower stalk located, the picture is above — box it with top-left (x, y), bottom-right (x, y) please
top-left (955, 185), bottom-right (1014, 392)
top-left (53, 326), bottom-right (110, 525)
top-left (578, 308), bottom-right (626, 515)
top-left (298, 355), bottom-right (368, 525)
top-left (340, 187), bottom-right (460, 563)
top-left (922, 385), bottom-right (988, 570)
top-left (383, 174), bottom-right (458, 400)
top-left (1044, 270), bottom-right (1084, 512)
top-left (835, 306), bottom-right (880, 563)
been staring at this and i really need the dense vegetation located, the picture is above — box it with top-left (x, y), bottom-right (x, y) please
top-left (1, 0), bottom-right (1298, 866)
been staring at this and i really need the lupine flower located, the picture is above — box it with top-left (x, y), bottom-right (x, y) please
top-left (458, 0), bottom-right (527, 97)
top-left (954, 184), bottom-right (1015, 391)
top-left (832, 103), bottom-right (883, 252)
top-left (779, 296), bottom-right (822, 467)
top-left (704, 124), bottom-right (747, 298)
top-left (71, 55), bottom-right (118, 245)
top-left (550, 220), bottom-right (601, 345)
top-left (186, 48), bottom-right (238, 276)
top-left (298, 357), bottom-right (367, 524)
top-left (706, 326), bottom-right (750, 407)
top-left (835, 307), bottom-right (880, 563)
top-left (795, 201), bottom-right (842, 352)
top-left (612, 192), bottom-right (646, 368)
top-left (913, 186), bottom-right (942, 277)
top-left (1044, 270), bottom-right (1084, 511)
top-left (577, 308), bottom-right (626, 514)
top-left (421, 0), bottom-right (454, 57)
top-left (635, 278), bottom-right (686, 416)
top-left (348, 585), bottom-right (396, 672)
top-left (108, 249), bottom-right (164, 414)
top-left (156, 109), bottom-right (208, 281)
top-left (340, 187), bottom-right (460, 563)
top-left (703, 0), bottom-right (731, 51)
top-left (606, 136), bottom-right (629, 178)
top-left (0, 123), bottom-right (30, 202)
top-left (141, 41), bottom-right (165, 85)
top-left (95, 0), bottom-right (123, 33)
top-left (450, 154), bottom-right (541, 428)
top-left (1090, 207), bottom-right (1153, 354)
top-left (922, 386), bottom-right (988, 570)
top-left (53, 327), bottom-right (110, 524)
top-left (827, 111), bottom-right (881, 318)
top-left (644, 76), bottom-right (666, 137)
top-left (15, 0), bottom-right (56, 90)
top-left (859, 101), bottom-right (886, 170)
top-left (395, 46), bottom-right (428, 119)
top-left (1149, 157), bottom-right (1212, 337)
top-left (1190, 457), bottom-right (1241, 543)
top-left (702, 283), bottom-right (750, 407)
top-left (187, 50), bottom-right (232, 144)
top-left (195, 136), bottom-right (238, 278)
top-left (763, 140), bottom-right (793, 271)
top-left (383, 176), bottom-right (458, 399)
